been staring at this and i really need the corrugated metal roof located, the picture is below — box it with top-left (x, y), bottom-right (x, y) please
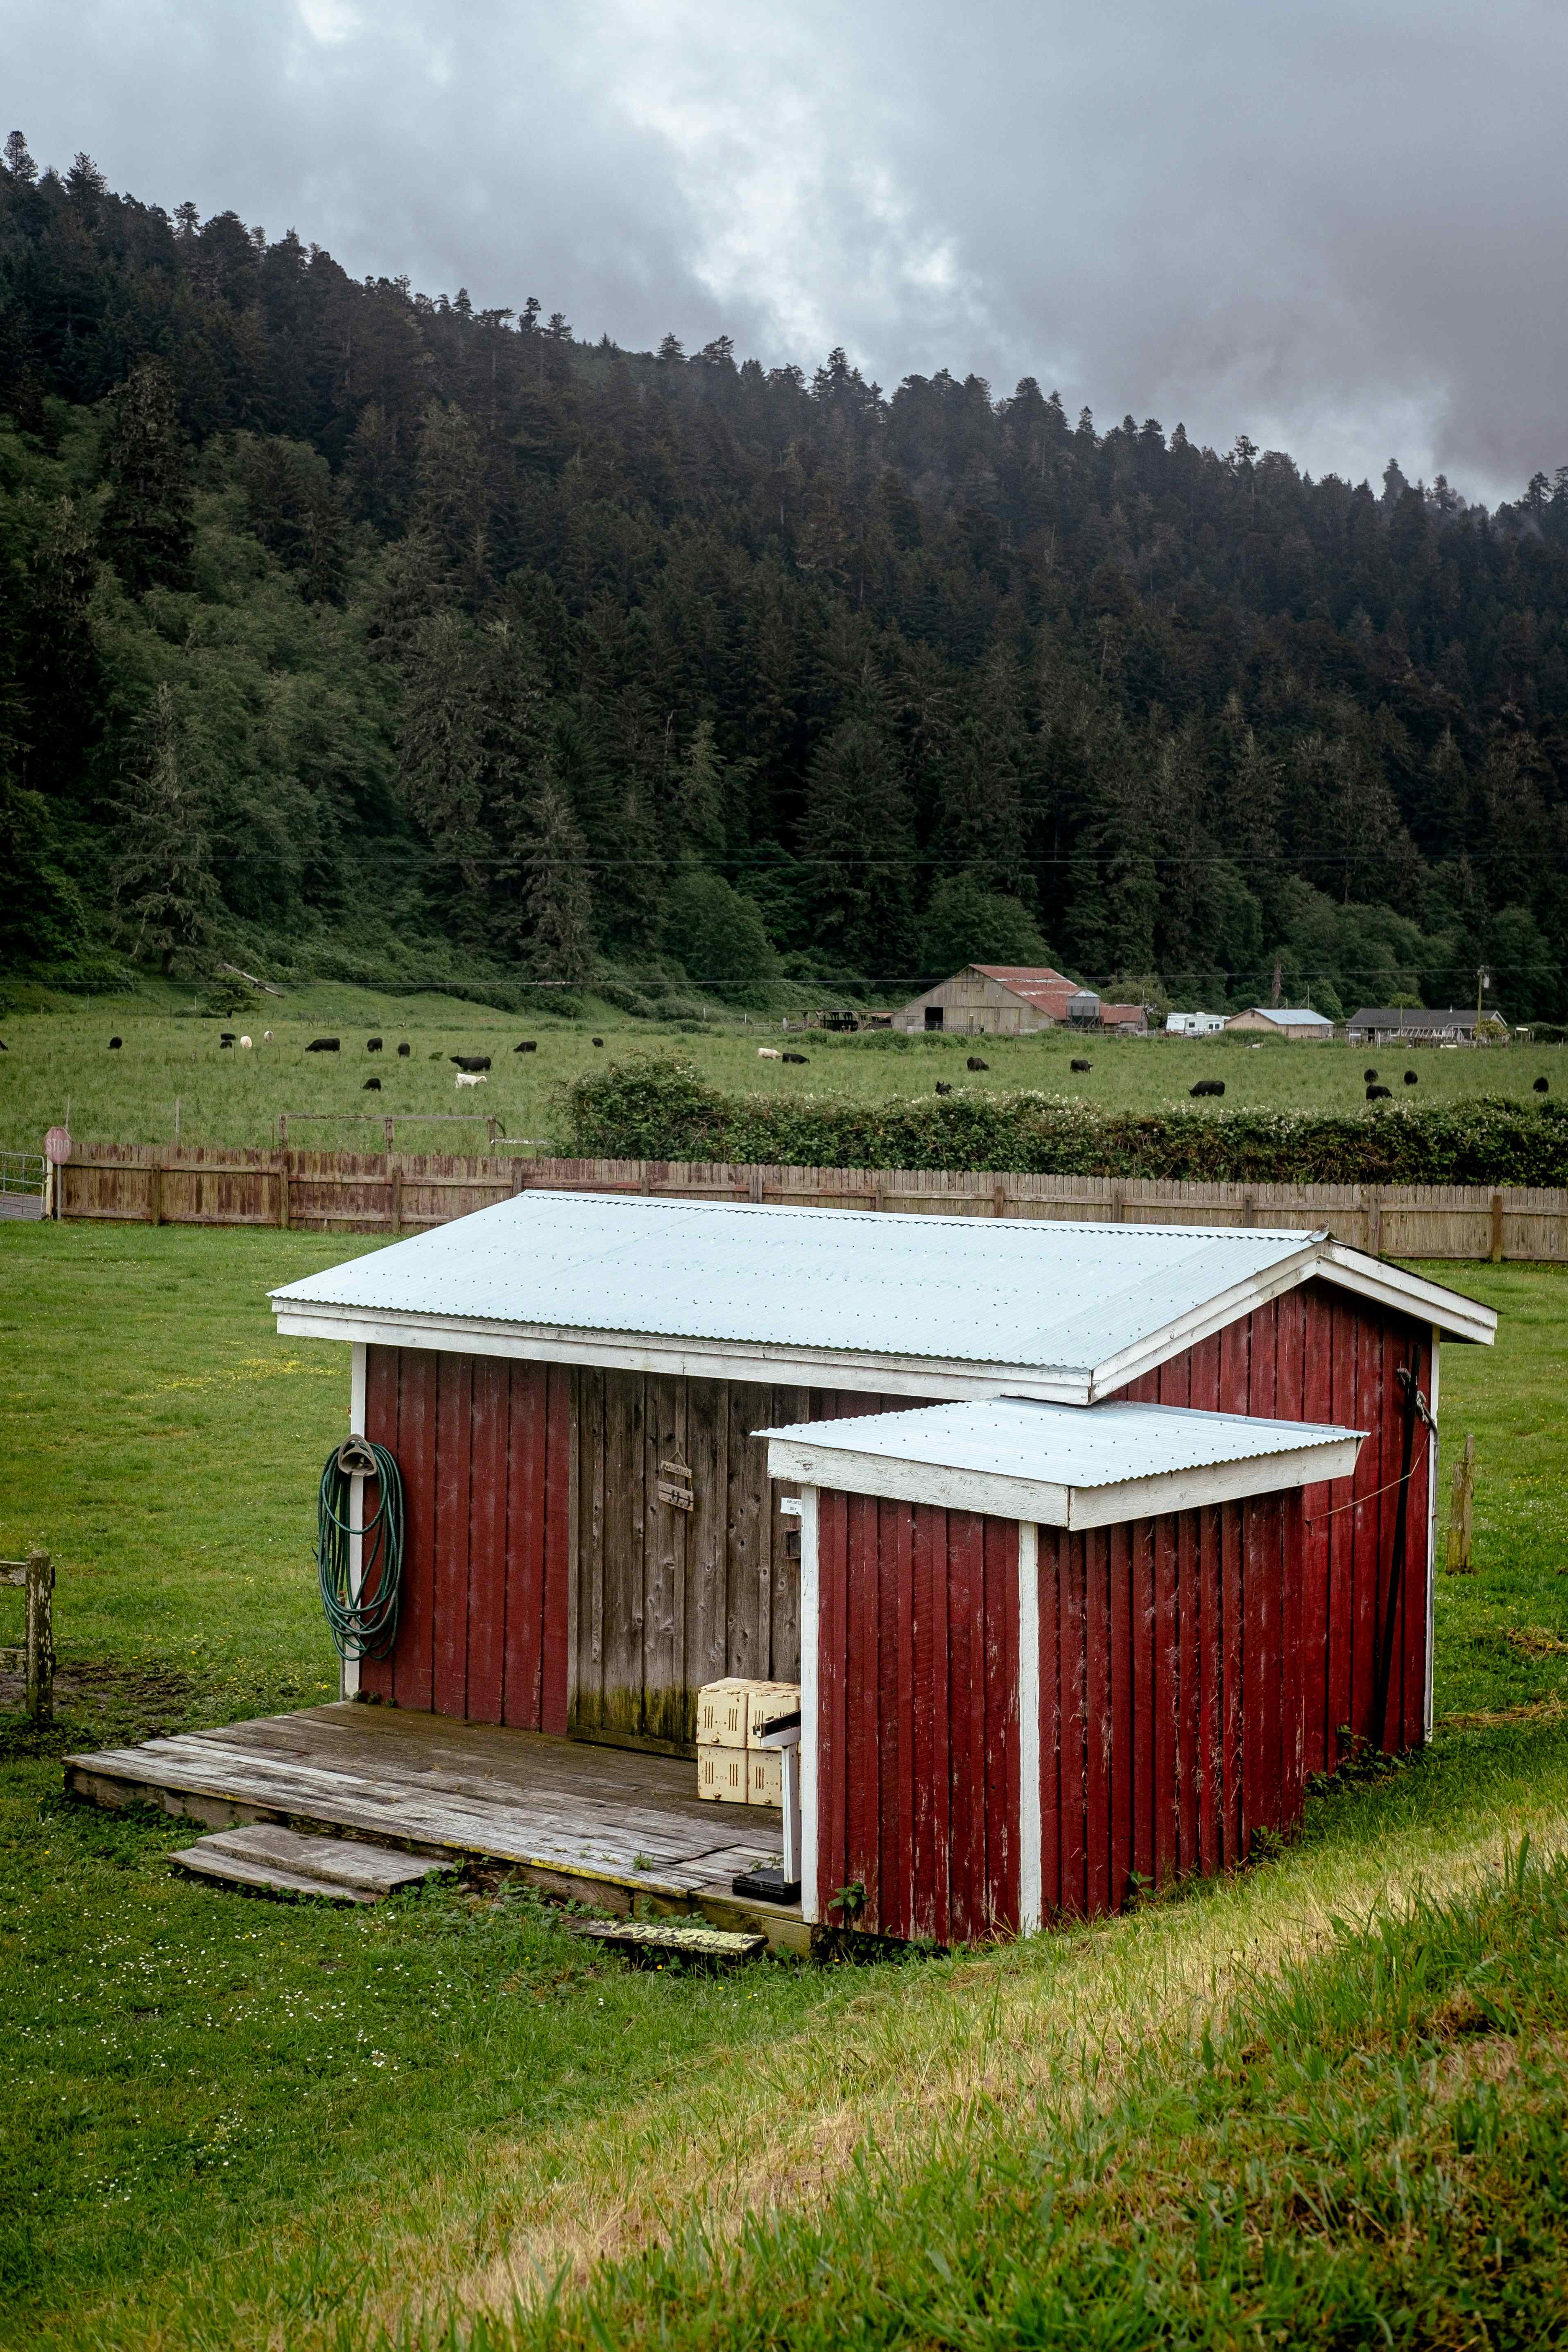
top-left (270, 1191), bottom-right (1315, 1374)
top-left (758, 1396), bottom-right (1361, 1487)
top-left (971, 965), bottom-right (1082, 1014)
top-left (1236, 1007), bottom-right (1333, 1027)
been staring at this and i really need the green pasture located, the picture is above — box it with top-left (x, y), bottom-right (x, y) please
top-left (1, 980), bottom-right (1566, 1159)
top-left (0, 1223), bottom-right (1565, 2347)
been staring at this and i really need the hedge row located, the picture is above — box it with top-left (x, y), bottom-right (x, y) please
top-left (561, 1055), bottom-right (1568, 1185)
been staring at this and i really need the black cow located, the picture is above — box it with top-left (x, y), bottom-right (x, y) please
top-left (108, 1036), bottom-right (122, 1050)
top-left (397, 1041), bottom-right (412, 1057)
top-left (1536, 1075), bottom-right (1551, 1093)
top-left (1367, 1083), bottom-right (1392, 1101)
top-left (966, 1056), bottom-right (988, 1071)
top-left (364, 1077), bottom-right (382, 1091)
top-left (367, 1037), bottom-right (382, 1053)
top-left (592, 1037), bottom-right (605, 1047)
top-left (450, 1055), bottom-right (492, 1073)
top-left (1190, 1078), bottom-right (1225, 1098)
top-left (1363, 1067), bottom-right (1378, 1082)
top-left (219, 1033), bottom-right (235, 1048)
top-left (935, 1081), bottom-right (953, 1096)
top-left (306, 1037), bottom-right (340, 1053)
top-left (1070, 1057), bottom-right (1092, 1073)
top-left (1404, 1070), bottom-right (1419, 1085)
top-left (514, 1040), bottom-right (537, 1053)
top-left (782, 1051), bottom-right (808, 1064)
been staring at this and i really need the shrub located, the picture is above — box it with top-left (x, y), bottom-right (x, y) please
top-left (560, 1055), bottom-right (1568, 1184)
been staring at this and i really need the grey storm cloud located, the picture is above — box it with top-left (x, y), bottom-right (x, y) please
top-left (7, 0), bottom-right (1566, 500)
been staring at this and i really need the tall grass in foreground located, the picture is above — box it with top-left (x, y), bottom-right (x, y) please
top-left (480, 1846), bottom-right (1568, 2351)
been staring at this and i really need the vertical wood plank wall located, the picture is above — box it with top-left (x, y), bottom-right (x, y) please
top-left (1037, 1493), bottom-right (1303, 1920)
top-left (815, 1494), bottom-right (1020, 1945)
top-left (362, 1349), bottom-right (896, 1752)
top-left (569, 1372), bottom-right (896, 1752)
top-left (1111, 1279), bottom-right (1432, 1768)
top-left (360, 1348), bottom-right (571, 1732)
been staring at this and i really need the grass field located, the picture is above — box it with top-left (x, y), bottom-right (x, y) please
top-left (1, 1222), bottom-right (1566, 2347)
top-left (2, 979), bottom-right (1566, 1159)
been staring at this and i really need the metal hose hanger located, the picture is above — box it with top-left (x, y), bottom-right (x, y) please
top-left (317, 1435), bottom-right (405, 1661)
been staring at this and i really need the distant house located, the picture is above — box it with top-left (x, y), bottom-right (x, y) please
top-left (1345, 1007), bottom-right (1507, 1046)
top-left (1223, 1007), bottom-right (1335, 1041)
top-left (894, 965), bottom-right (1147, 1036)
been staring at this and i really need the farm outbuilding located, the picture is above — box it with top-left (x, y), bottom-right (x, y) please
top-left (759, 1398), bottom-right (1363, 1941)
top-left (1222, 1007), bottom-right (1335, 1040)
top-left (258, 1193), bottom-right (1495, 1940)
top-left (892, 966), bottom-right (1147, 1035)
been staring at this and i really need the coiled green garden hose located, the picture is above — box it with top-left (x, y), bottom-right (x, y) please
top-left (317, 1435), bottom-right (405, 1660)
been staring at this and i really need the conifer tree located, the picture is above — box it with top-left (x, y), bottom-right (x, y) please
top-left (111, 684), bottom-right (219, 971)
top-left (99, 361), bottom-right (193, 593)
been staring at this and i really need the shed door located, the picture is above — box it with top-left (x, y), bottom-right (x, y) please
top-left (569, 1370), bottom-right (899, 1755)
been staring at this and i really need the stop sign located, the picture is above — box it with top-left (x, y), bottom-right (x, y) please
top-left (43, 1126), bottom-right (72, 1166)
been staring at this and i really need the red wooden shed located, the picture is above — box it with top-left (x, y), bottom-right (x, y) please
top-left (760, 1398), bottom-right (1362, 1942)
top-left (270, 1192), bottom-right (1493, 1935)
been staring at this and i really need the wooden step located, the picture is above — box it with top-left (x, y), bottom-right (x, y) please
top-left (170, 1822), bottom-right (452, 1904)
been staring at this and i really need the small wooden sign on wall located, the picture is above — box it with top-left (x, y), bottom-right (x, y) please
top-left (657, 1454), bottom-right (694, 1512)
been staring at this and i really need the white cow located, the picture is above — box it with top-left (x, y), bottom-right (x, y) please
top-left (757, 1046), bottom-right (782, 1059)
top-left (455, 1071), bottom-right (488, 1089)
top-left (239, 1035), bottom-right (252, 1048)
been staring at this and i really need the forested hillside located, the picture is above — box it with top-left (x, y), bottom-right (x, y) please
top-left (3, 136), bottom-right (1568, 1018)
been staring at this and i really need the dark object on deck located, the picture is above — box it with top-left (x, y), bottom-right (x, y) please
top-left (934, 1081), bottom-right (953, 1096)
top-left (397, 1041), bottom-right (412, 1057)
top-left (1404, 1070), bottom-right (1419, 1085)
top-left (1367, 1083), bottom-right (1392, 1101)
top-left (514, 1040), bottom-right (537, 1053)
top-left (108, 1036), bottom-right (122, 1050)
top-left (966, 1056), bottom-right (988, 1071)
top-left (782, 1051), bottom-right (808, 1064)
top-left (1364, 1067), bottom-right (1378, 1082)
top-left (1190, 1078), bottom-right (1224, 1098)
top-left (592, 1037), bottom-right (604, 1047)
top-left (307, 1037), bottom-right (340, 1052)
top-left (732, 1866), bottom-right (801, 1904)
top-left (367, 1037), bottom-right (382, 1053)
top-left (1070, 1057), bottom-right (1092, 1073)
top-left (364, 1077), bottom-right (382, 1091)
top-left (450, 1055), bottom-right (492, 1073)
top-left (1536, 1075), bottom-right (1550, 1093)
top-left (219, 1034), bottom-right (235, 1048)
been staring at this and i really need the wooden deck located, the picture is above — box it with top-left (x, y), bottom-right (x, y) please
top-left (65, 1703), bottom-right (808, 1950)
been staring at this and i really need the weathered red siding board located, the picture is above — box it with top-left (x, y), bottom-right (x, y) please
top-left (816, 1496), bottom-right (1018, 1944)
top-left (1114, 1278), bottom-right (1431, 1772)
top-left (1039, 1491), bottom-right (1301, 1920)
top-left (361, 1349), bottom-right (569, 1731)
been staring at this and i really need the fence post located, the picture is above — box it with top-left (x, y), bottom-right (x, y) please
top-left (1445, 1433), bottom-right (1475, 1573)
top-left (25, 1549), bottom-right (53, 1726)
top-left (390, 1163), bottom-right (403, 1237)
top-left (1489, 1191), bottom-right (1505, 1264)
top-left (149, 1161), bottom-right (163, 1228)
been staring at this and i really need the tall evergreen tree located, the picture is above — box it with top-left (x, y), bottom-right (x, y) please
top-left (110, 684), bottom-right (219, 971)
top-left (98, 362), bottom-right (193, 593)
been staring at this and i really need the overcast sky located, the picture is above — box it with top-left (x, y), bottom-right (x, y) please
top-left (7, 0), bottom-right (1566, 502)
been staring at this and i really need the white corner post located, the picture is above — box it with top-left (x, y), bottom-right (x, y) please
top-left (1017, 1519), bottom-right (1042, 1934)
top-left (343, 1343), bottom-right (367, 1701)
top-left (1424, 1326), bottom-right (1441, 1743)
top-left (799, 1484), bottom-right (820, 1925)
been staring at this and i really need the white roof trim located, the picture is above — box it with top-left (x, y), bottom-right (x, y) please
top-left (269, 1304), bottom-right (1102, 1403)
top-left (761, 1406), bottom-right (1365, 1530)
top-left (1318, 1243), bottom-right (1497, 1345)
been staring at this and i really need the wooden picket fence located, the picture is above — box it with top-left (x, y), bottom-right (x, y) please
top-left (0, 1551), bottom-right (54, 1725)
top-left (45, 1139), bottom-right (1568, 1261)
